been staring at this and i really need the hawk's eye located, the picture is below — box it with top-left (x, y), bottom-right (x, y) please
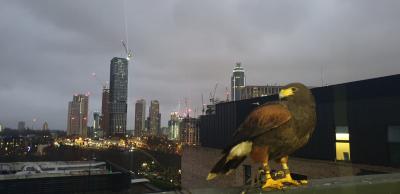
top-left (291, 87), bottom-right (298, 92)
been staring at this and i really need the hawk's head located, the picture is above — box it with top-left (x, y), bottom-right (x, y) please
top-left (279, 83), bottom-right (313, 104)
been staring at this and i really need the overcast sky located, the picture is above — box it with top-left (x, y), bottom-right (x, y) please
top-left (1, 0), bottom-right (400, 130)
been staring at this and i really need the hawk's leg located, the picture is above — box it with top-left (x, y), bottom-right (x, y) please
top-left (261, 159), bottom-right (283, 190)
top-left (276, 156), bottom-right (306, 186)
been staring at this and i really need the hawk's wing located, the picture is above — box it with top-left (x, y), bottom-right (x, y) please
top-left (232, 102), bottom-right (292, 143)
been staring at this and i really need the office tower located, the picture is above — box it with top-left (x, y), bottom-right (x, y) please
top-left (0, 123), bottom-right (3, 132)
top-left (240, 85), bottom-right (283, 100)
top-left (101, 87), bottom-right (110, 137)
top-left (42, 121), bottom-right (49, 130)
top-left (231, 62), bottom-right (246, 101)
top-left (134, 99), bottom-right (146, 137)
top-left (67, 94), bottom-right (89, 137)
top-left (168, 112), bottom-right (182, 141)
top-left (17, 121), bottom-right (25, 130)
top-left (109, 57), bottom-right (128, 136)
top-left (148, 100), bottom-right (160, 136)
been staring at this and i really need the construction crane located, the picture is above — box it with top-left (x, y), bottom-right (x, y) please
top-left (225, 87), bottom-right (230, 102)
top-left (209, 83), bottom-right (218, 105)
top-left (91, 72), bottom-right (108, 89)
top-left (121, 40), bottom-right (133, 61)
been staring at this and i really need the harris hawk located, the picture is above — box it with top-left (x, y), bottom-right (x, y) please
top-left (206, 83), bottom-right (316, 190)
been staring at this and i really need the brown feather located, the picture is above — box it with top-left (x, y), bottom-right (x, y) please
top-left (232, 103), bottom-right (291, 143)
top-left (250, 145), bottom-right (269, 163)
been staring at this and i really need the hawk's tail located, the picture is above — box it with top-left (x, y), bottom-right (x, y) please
top-left (207, 141), bottom-right (252, 180)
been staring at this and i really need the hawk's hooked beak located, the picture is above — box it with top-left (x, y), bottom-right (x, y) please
top-left (279, 88), bottom-right (294, 99)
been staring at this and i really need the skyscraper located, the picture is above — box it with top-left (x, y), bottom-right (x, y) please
top-left (109, 57), bottom-right (128, 136)
top-left (93, 112), bottom-right (100, 129)
top-left (101, 87), bottom-right (110, 137)
top-left (67, 94), bottom-right (89, 137)
top-left (168, 112), bottom-right (182, 141)
top-left (148, 100), bottom-right (160, 136)
top-left (231, 62), bottom-right (246, 101)
top-left (134, 99), bottom-right (146, 137)
top-left (42, 121), bottom-right (49, 130)
top-left (17, 121), bottom-right (25, 130)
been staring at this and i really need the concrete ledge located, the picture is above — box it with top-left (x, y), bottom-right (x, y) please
top-left (181, 146), bottom-right (400, 189)
top-left (166, 173), bottom-right (400, 194)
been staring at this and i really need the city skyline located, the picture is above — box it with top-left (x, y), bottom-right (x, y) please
top-left (1, 1), bottom-right (400, 130)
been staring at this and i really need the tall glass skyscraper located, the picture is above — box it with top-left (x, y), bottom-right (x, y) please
top-left (134, 99), bottom-right (146, 137)
top-left (231, 62), bottom-right (246, 101)
top-left (149, 100), bottom-right (161, 136)
top-left (109, 57), bottom-right (128, 136)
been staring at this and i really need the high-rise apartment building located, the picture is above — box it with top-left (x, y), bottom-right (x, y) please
top-left (109, 57), bottom-right (128, 136)
top-left (148, 100), bottom-right (161, 136)
top-left (231, 62), bottom-right (246, 101)
top-left (134, 99), bottom-right (146, 137)
top-left (67, 94), bottom-right (89, 137)
top-left (101, 87), bottom-right (110, 137)
top-left (17, 121), bottom-right (25, 130)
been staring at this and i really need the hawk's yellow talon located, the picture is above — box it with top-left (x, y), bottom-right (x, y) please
top-left (262, 178), bottom-right (284, 190)
top-left (299, 180), bottom-right (308, 184)
top-left (277, 177), bottom-right (300, 186)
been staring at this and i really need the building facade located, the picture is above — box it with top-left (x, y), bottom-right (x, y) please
top-left (180, 116), bottom-right (200, 146)
top-left (67, 94), bottom-right (89, 137)
top-left (168, 112), bottom-right (182, 141)
top-left (109, 57), bottom-right (128, 136)
top-left (148, 100), bottom-right (161, 136)
top-left (240, 85), bottom-right (282, 100)
top-left (231, 62), bottom-right (246, 101)
top-left (101, 87), bottom-right (110, 137)
top-left (134, 99), bottom-right (146, 137)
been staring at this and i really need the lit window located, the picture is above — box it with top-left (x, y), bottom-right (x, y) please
top-left (336, 133), bottom-right (349, 141)
top-left (335, 126), bottom-right (351, 161)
